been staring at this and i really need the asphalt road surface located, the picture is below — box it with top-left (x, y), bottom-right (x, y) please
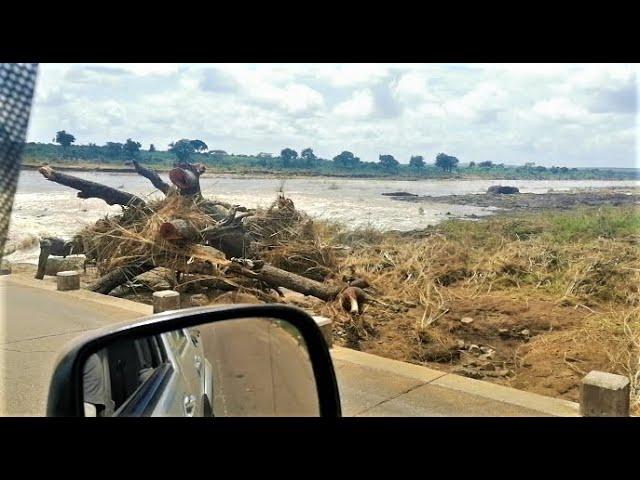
top-left (0, 277), bottom-right (143, 415)
top-left (199, 318), bottom-right (320, 416)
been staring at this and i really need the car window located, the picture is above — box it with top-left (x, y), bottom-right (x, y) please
top-left (99, 337), bottom-right (169, 414)
top-left (164, 329), bottom-right (188, 355)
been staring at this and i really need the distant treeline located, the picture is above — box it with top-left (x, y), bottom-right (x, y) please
top-left (21, 133), bottom-right (639, 180)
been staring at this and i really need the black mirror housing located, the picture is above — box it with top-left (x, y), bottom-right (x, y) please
top-left (47, 304), bottom-right (341, 417)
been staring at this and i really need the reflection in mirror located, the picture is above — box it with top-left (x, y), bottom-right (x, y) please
top-left (82, 318), bottom-right (320, 417)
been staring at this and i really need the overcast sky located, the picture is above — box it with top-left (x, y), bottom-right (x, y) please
top-left (27, 63), bottom-right (638, 168)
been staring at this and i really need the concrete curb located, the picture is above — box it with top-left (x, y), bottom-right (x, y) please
top-left (4, 273), bottom-right (581, 417)
top-left (332, 346), bottom-right (580, 417)
top-left (2, 274), bottom-right (153, 316)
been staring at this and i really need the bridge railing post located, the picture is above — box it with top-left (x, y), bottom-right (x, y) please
top-left (580, 370), bottom-right (630, 417)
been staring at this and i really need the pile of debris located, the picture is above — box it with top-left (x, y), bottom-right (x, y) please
top-left (35, 160), bottom-right (372, 312)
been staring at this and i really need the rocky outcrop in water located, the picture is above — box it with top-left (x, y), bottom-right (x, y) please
top-left (487, 185), bottom-right (520, 194)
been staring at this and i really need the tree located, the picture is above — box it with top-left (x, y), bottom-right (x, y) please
top-left (149, 144), bottom-right (156, 152)
top-left (468, 161), bottom-right (476, 167)
top-left (477, 160), bottom-right (494, 168)
top-left (55, 130), bottom-right (75, 158)
top-left (409, 155), bottom-right (425, 169)
top-left (105, 142), bottom-right (123, 159)
top-left (301, 148), bottom-right (317, 166)
top-left (435, 153), bottom-right (459, 172)
top-left (280, 148), bottom-right (298, 168)
top-left (209, 150), bottom-right (227, 162)
top-left (168, 139), bottom-right (209, 163)
top-left (379, 154), bottom-right (399, 172)
top-left (55, 130), bottom-right (75, 148)
top-left (333, 151), bottom-right (360, 169)
top-left (123, 138), bottom-right (142, 160)
top-left (169, 139), bottom-right (196, 163)
top-left (189, 139), bottom-right (208, 153)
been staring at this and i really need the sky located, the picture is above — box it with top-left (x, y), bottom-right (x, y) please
top-left (26, 63), bottom-right (639, 168)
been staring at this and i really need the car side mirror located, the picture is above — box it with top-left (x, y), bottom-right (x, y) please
top-left (47, 304), bottom-right (341, 417)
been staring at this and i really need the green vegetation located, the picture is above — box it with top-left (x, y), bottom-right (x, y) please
top-left (322, 205), bottom-right (639, 411)
top-left (21, 138), bottom-right (638, 180)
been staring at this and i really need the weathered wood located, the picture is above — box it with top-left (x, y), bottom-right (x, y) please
top-left (169, 168), bottom-right (199, 194)
top-left (88, 261), bottom-right (155, 294)
top-left (159, 219), bottom-right (201, 242)
top-left (174, 274), bottom-right (240, 293)
top-left (230, 258), bottom-right (342, 301)
top-left (39, 166), bottom-right (146, 208)
top-left (35, 240), bottom-right (51, 280)
top-left (169, 162), bottom-right (206, 196)
top-left (132, 160), bottom-right (171, 195)
top-left (35, 237), bottom-right (76, 279)
top-left (340, 286), bottom-right (367, 314)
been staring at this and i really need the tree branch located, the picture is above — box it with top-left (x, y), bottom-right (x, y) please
top-left (39, 166), bottom-right (146, 208)
top-left (132, 160), bottom-right (171, 195)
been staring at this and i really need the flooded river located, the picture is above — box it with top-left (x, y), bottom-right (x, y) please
top-left (5, 170), bottom-right (638, 264)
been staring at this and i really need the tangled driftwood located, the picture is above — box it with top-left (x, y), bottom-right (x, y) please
top-left (37, 161), bottom-right (356, 306)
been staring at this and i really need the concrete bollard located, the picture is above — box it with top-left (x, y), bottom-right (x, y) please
top-left (580, 370), bottom-right (630, 417)
top-left (312, 316), bottom-right (333, 348)
top-left (153, 290), bottom-right (180, 313)
top-left (57, 270), bottom-right (80, 291)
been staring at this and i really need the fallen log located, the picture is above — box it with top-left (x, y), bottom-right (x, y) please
top-left (174, 274), bottom-right (240, 293)
top-left (88, 261), bottom-right (156, 294)
top-left (159, 219), bottom-right (201, 242)
top-left (39, 166), bottom-right (146, 208)
top-left (230, 258), bottom-right (342, 301)
top-left (132, 160), bottom-right (171, 195)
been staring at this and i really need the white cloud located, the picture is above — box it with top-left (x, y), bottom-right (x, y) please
top-left (333, 90), bottom-right (375, 118)
top-left (25, 63), bottom-right (637, 168)
top-left (532, 97), bottom-right (590, 122)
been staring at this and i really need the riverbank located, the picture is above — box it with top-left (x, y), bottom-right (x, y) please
top-left (392, 187), bottom-right (640, 214)
top-left (15, 200), bottom-right (638, 413)
top-left (20, 160), bottom-right (640, 182)
top-left (309, 204), bottom-right (639, 414)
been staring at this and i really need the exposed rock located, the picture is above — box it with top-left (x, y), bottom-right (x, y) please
top-left (484, 369), bottom-right (511, 378)
top-left (487, 185), bottom-right (520, 195)
top-left (452, 367), bottom-right (485, 379)
top-left (189, 294), bottom-right (210, 307)
top-left (460, 317), bottom-right (474, 324)
top-left (456, 339), bottom-right (466, 349)
top-left (520, 329), bottom-right (531, 337)
top-left (0, 260), bottom-right (12, 275)
top-left (44, 255), bottom-right (86, 276)
top-left (381, 191), bottom-right (418, 197)
top-left (212, 291), bottom-right (264, 304)
top-left (134, 267), bottom-right (174, 291)
top-left (468, 344), bottom-right (481, 354)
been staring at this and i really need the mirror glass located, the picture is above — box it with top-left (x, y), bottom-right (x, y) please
top-left (82, 317), bottom-right (320, 417)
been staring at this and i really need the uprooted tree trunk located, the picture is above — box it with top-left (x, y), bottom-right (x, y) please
top-left (88, 261), bottom-right (156, 294)
top-left (39, 166), bottom-right (147, 208)
top-left (230, 258), bottom-right (342, 301)
top-left (41, 160), bottom-right (351, 304)
top-left (169, 162), bottom-right (206, 196)
top-left (132, 160), bottom-right (171, 195)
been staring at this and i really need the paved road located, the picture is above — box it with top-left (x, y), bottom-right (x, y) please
top-left (1, 274), bottom-right (579, 417)
top-left (201, 319), bottom-right (319, 416)
top-left (0, 277), bottom-right (145, 416)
